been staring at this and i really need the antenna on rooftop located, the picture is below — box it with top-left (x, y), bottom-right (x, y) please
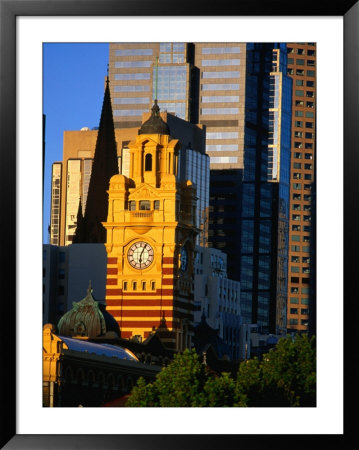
top-left (154, 56), bottom-right (159, 101)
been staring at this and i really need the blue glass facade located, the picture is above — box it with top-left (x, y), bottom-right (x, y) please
top-left (240, 44), bottom-right (292, 334)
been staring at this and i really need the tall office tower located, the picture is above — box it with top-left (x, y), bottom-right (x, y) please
top-left (73, 77), bottom-right (119, 243)
top-left (109, 43), bottom-right (197, 128)
top-left (194, 43), bottom-right (246, 168)
top-left (285, 43), bottom-right (316, 333)
top-left (193, 43), bottom-right (246, 279)
top-left (239, 44), bottom-right (292, 335)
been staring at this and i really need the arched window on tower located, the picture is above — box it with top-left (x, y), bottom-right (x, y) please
top-left (145, 153), bottom-right (152, 171)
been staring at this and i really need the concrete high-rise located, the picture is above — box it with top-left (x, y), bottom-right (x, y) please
top-left (285, 43), bottom-right (316, 333)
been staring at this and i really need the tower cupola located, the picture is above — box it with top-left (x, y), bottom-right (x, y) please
top-left (138, 101), bottom-right (170, 136)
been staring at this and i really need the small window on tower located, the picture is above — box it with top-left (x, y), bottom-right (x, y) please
top-left (145, 153), bottom-right (152, 171)
top-left (142, 281), bottom-right (147, 290)
top-left (154, 200), bottom-right (160, 210)
top-left (129, 201), bottom-right (136, 211)
top-left (133, 281), bottom-right (137, 291)
top-left (123, 281), bottom-right (128, 291)
top-left (151, 281), bottom-right (156, 291)
top-left (140, 200), bottom-right (150, 210)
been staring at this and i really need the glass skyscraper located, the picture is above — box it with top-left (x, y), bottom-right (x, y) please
top-left (239, 44), bottom-right (292, 334)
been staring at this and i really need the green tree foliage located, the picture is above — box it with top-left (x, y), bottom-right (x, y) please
top-left (126, 335), bottom-right (316, 407)
top-left (236, 334), bottom-right (316, 406)
top-left (127, 349), bottom-right (207, 407)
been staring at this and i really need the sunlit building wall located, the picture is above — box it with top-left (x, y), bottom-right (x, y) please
top-left (286, 43), bottom-right (316, 333)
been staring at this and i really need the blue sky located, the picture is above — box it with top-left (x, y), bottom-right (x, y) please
top-left (43, 43), bottom-right (109, 243)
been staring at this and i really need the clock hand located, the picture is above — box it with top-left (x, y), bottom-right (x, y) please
top-left (139, 247), bottom-right (145, 263)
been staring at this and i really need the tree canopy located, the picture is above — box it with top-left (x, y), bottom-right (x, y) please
top-left (126, 334), bottom-right (316, 407)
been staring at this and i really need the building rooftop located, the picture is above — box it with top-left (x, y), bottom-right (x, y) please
top-left (58, 335), bottom-right (139, 362)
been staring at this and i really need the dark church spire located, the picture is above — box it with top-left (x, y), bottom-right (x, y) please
top-left (72, 196), bottom-right (85, 243)
top-left (74, 75), bottom-right (119, 243)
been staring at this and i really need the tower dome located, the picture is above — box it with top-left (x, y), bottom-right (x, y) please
top-left (138, 100), bottom-right (170, 135)
top-left (57, 281), bottom-right (120, 338)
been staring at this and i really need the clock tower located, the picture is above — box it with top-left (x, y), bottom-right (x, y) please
top-left (104, 102), bottom-right (197, 351)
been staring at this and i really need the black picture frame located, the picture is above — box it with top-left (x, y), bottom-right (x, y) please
top-left (1, 0), bottom-right (357, 448)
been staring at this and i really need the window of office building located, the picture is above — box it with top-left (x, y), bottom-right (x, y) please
top-left (114, 97), bottom-right (150, 104)
top-left (115, 48), bottom-right (153, 56)
top-left (160, 43), bottom-right (171, 52)
top-left (154, 66), bottom-right (187, 101)
top-left (202, 83), bottom-right (240, 91)
top-left (206, 131), bottom-right (239, 139)
top-left (115, 60), bottom-right (152, 68)
top-left (202, 59), bottom-right (241, 67)
top-left (202, 46), bottom-right (241, 54)
top-left (210, 156), bottom-right (238, 164)
top-left (172, 54), bottom-right (185, 63)
top-left (202, 95), bottom-right (239, 103)
top-left (173, 43), bottom-right (185, 52)
top-left (115, 73), bottom-right (151, 80)
top-left (206, 144), bottom-right (238, 152)
top-left (157, 101), bottom-right (186, 119)
top-left (114, 109), bottom-right (148, 116)
top-left (159, 53), bottom-right (171, 63)
top-left (114, 85), bottom-right (150, 93)
top-left (202, 71), bottom-right (240, 79)
top-left (202, 107), bottom-right (239, 115)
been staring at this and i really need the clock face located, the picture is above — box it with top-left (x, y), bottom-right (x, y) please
top-left (127, 241), bottom-right (154, 269)
top-left (180, 246), bottom-right (188, 272)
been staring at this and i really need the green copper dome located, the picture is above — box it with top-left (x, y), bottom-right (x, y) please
top-left (57, 281), bottom-right (120, 338)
